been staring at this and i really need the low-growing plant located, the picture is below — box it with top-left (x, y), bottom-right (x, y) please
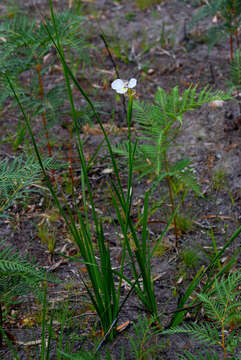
top-left (181, 247), bottom-right (200, 269)
top-left (129, 315), bottom-right (162, 359)
top-left (114, 85), bottom-right (231, 246)
top-left (0, 155), bottom-right (57, 215)
top-left (212, 168), bottom-right (227, 191)
top-left (37, 223), bottom-right (57, 262)
top-left (175, 214), bottom-right (193, 234)
top-left (0, 241), bottom-right (55, 350)
top-left (162, 271), bottom-right (241, 359)
top-left (0, 155), bottom-right (58, 349)
top-left (187, 0), bottom-right (241, 59)
top-left (169, 224), bottom-right (241, 328)
top-left (0, 8), bottom-right (90, 161)
top-left (135, 0), bottom-right (163, 11)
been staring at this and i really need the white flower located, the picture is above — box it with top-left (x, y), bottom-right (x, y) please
top-left (111, 78), bottom-right (137, 94)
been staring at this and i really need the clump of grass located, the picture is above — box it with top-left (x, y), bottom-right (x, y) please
top-left (212, 168), bottom-right (227, 191)
top-left (176, 214), bottom-right (193, 234)
top-left (135, 0), bottom-right (164, 11)
top-left (181, 247), bottom-right (200, 269)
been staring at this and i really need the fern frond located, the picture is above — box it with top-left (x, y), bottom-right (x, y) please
top-left (116, 86), bottom-right (229, 192)
top-left (178, 349), bottom-right (219, 360)
top-left (228, 49), bottom-right (241, 89)
top-left (0, 155), bottom-right (58, 214)
top-left (196, 292), bottom-right (224, 323)
top-left (174, 171), bottom-right (202, 196)
top-left (0, 240), bottom-right (56, 303)
top-left (163, 322), bottom-right (220, 345)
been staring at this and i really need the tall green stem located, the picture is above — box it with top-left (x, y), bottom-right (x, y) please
top-left (163, 150), bottom-right (178, 247)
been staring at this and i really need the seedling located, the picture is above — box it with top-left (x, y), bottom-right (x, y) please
top-left (129, 315), bottom-right (162, 359)
top-left (188, 0), bottom-right (241, 59)
top-left (37, 223), bottom-right (57, 262)
top-left (135, 0), bottom-right (164, 11)
top-left (115, 85), bottom-right (230, 246)
top-left (212, 168), bottom-right (227, 191)
top-left (163, 271), bottom-right (241, 359)
top-left (181, 247), bottom-right (199, 269)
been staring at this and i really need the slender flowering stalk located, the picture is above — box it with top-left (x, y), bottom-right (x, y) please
top-left (110, 79), bottom-right (158, 315)
top-left (35, 62), bottom-right (55, 183)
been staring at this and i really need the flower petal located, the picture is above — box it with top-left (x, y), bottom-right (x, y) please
top-left (116, 87), bottom-right (128, 94)
top-left (128, 78), bottom-right (137, 88)
top-left (111, 79), bottom-right (124, 90)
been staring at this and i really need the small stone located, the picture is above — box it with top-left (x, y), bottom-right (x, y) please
top-left (147, 68), bottom-right (155, 75)
top-left (209, 100), bottom-right (224, 109)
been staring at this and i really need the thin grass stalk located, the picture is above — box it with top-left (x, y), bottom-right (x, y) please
top-left (61, 59), bottom-right (77, 196)
top-left (128, 202), bottom-right (156, 307)
top-left (210, 229), bottom-right (222, 269)
top-left (6, 76), bottom-right (79, 237)
top-left (134, 191), bottom-right (157, 314)
top-left (67, 127), bottom-right (75, 193)
top-left (62, 248), bottom-right (132, 341)
top-left (60, 104), bottom-right (121, 328)
top-left (106, 181), bottom-right (142, 296)
top-left (98, 221), bottom-right (119, 335)
top-left (105, 98), bottom-right (144, 302)
top-left (47, 0), bottom-right (119, 241)
top-left (35, 62), bottom-right (55, 183)
top-left (74, 214), bottom-right (105, 311)
top-left (35, 63), bottom-right (52, 158)
top-left (233, 2), bottom-right (240, 49)
top-left (57, 301), bottom-right (68, 360)
top-left (107, 139), bottom-right (157, 313)
top-left (0, 328), bottom-right (20, 360)
top-left (230, 34), bottom-right (234, 60)
top-left (107, 91), bottom-right (158, 313)
top-left (95, 274), bottom-right (142, 354)
top-left (45, 312), bottom-right (54, 360)
top-left (163, 150), bottom-right (178, 246)
top-left (41, 275), bottom-right (48, 360)
top-left (72, 157), bottom-right (122, 333)
top-left (202, 224), bottom-right (241, 292)
top-left (45, 4), bottom-right (125, 256)
top-left (45, 2), bottom-right (125, 204)
top-left (170, 265), bottom-right (206, 327)
top-left (0, 304), bottom-right (2, 348)
top-left (99, 33), bottom-right (127, 118)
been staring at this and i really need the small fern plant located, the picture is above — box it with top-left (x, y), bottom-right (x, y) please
top-left (0, 239), bottom-right (54, 348)
top-left (115, 85), bottom-right (231, 245)
top-left (0, 155), bottom-right (57, 215)
top-left (0, 10), bottom-right (90, 156)
top-left (162, 271), bottom-right (241, 360)
top-left (0, 155), bottom-right (58, 347)
top-left (129, 315), bottom-right (162, 359)
top-left (187, 0), bottom-right (241, 59)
